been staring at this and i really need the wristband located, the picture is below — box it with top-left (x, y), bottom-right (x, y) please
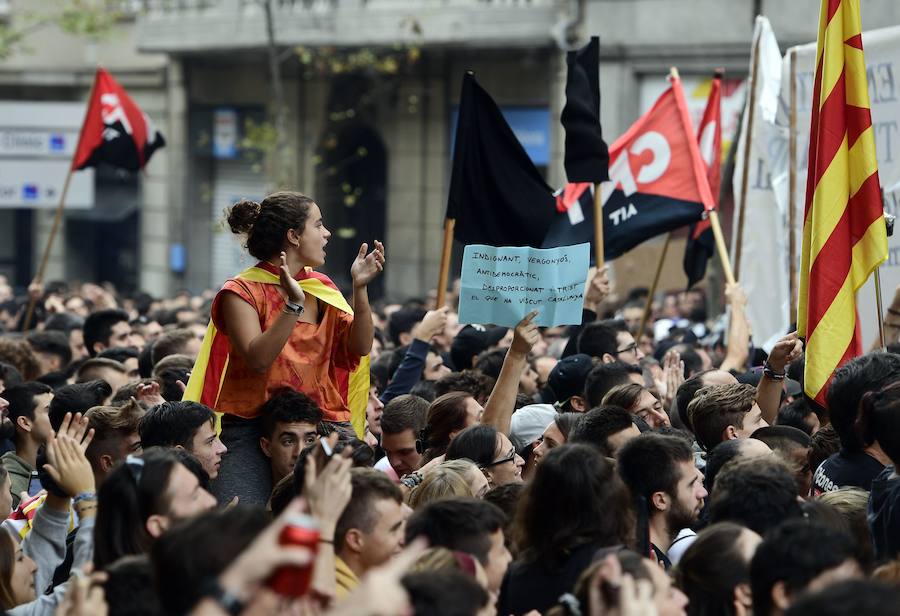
top-left (73, 492), bottom-right (96, 505)
top-left (283, 299), bottom-right (305, 315)
top-left (199, 578), bottom-right (244, 616)
top-left (763, 362), bottom-right (786, 381)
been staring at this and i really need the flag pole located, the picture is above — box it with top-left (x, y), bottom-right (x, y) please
top-left (636, 232), bottom-right (671, 344)
top-left (788, 48), bottom-right (799, 321)
top-left (436, 218), bottom-right (456, 309)
top-left (875, 267), bottom-right (887, 351)
top-left (733, 28), bottom-right (762, 280)
top-left (22, 67), bottom-right (100, 332)
top-left (593, 186), bottom-right (604, 268)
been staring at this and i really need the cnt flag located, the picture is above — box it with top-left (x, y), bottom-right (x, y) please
top-left (683, 70), bottom-right (723, 289)
top-left (72, 68), bottom-right (165, 172)
top-left (544, 73), bottom-right (714, 261)
top-left (561, 36), bottom-right (609, 184)
top-left (798, 0), bottom-right (888, 404)
top-left (446, 72), bottom-right (556, 247)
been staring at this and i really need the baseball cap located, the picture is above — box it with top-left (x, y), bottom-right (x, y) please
top-left (509, 404), bottom-right (557, 452)
top-left (451, 324), bottom-right (508, 371)
top-left (547, 354), bottom-right (594, 405)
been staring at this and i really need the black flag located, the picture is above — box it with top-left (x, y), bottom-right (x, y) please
top-left (446, 72), bottom-right (556, 247)
top-left (561, 36), bottom-right (609, 183)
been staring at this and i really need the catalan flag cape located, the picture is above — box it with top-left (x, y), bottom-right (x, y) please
top-left (798, 0), bottom-right (888, 405)
top-left (183, 266), bottom-right (370, 438)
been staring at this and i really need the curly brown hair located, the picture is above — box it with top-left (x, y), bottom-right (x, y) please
top-left (0, 337), bottom-right (41, 381)
top-left (226, 191), bottom-right (315, 261)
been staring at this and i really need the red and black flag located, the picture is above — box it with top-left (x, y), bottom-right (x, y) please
top-left (683, 70), bottom-right (723, 288)
top-left (72, 68), bottom-right (165, 172)
top-left (446, 72), bottom-right (555, 247)
top-left (561, 36), bottom-right (609, 183)
top-left (544, 74), bottom-right (714, 261)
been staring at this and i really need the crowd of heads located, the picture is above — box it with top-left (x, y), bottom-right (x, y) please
top-left (1, 266), bottom-right (900, 615)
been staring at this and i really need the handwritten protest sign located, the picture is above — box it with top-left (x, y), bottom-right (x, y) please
top-left (458, 243), bottom-right (590, 328)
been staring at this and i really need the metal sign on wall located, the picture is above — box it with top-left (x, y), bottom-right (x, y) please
top-left (0, 101), bottom-right (94, 209)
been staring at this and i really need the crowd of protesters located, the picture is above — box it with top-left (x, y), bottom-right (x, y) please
top-left (0, 190), bottom-right (899, 615)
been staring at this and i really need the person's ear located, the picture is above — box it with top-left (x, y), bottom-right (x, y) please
top-left (345, 528), bottom-right (365, 555)
top-left (286, 227), bottom-right (302, 248)
top-left (99, 455), bottom-right (115, 473)
top-left (146, 514), bottom-right (168, 539)
top-left (570, 396), bottom-right (586, 412)
top-left (723, 425), bottom-right (738, 441)
top-left (601, 353), bottom-right (616, 364)
top-left (651, 490), bottom-right (669, 512)
top-left (16, 416), bottom-right (31, 434)
top-left (772, 581), bottom-right (791, 611)
top-left (173, 444), bottom-right (185, 452)
top-left (259, 437), bottom-right (272, 458)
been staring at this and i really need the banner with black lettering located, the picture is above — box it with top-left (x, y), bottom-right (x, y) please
top-left (543, 74), bottom-right (714, 262)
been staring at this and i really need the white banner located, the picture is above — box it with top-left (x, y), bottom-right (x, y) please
top-left (776, 24), bottom-right (900, 348)
top-left (732, 16), bottom-right (791, 352)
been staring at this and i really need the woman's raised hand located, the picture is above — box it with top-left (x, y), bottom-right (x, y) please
top-left (350, 241), bottom-right (386, 288)
top-left (278, 251), bottom-right (306, 305)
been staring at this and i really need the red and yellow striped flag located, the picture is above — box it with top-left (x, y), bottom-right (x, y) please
top-left (798, 0), bottom-right (888, 404)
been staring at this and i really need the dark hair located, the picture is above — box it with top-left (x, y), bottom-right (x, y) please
top-left (269, 472), bottom-right (295, 517)
top-left (783, 580), bottom-right (900, 616)
top-left (258, 389), bottom-right (323, 441)
top-left (0, 362), bottom-right (23, 390)
top-left (335, 469), bottom-right (403, 555)
top-left (750, 519), bottom-right (858, 616)
top-left (138, 401), bottom-right (216, 450)
top-left (751, 425), bottom-right (811, 452)
top-left (226, 191), bottom-right (315, 261)
top-left (601, 383), bottom-right (647, 412)
top-left (515, 444), bottom-right (634, 564)
top-left (776, 398), bottom-right (815, 435)
top-left (554, 412), bottom-right (583, 441)
top-left (97, 346), bottom-right (140, 365)
top-left (422, 392), bottom-right (474, 462)
top-left (475, 349), bottom-right (507, 380)
top-left (687, 383), bottom-right (757, 451)
top-left (103, 555), bottom-right (163, 616)
top-left (152, 506), bottom-right (270, 615)
top-left (675, 369), bottom-right (720, 431)
top-left (402, 571), bottom-right (489, 616)
top-left (410, 379), bottom-right (437, 402)
top-left (708, 456), bottom-right (802, 535)
top-left (380, 394), bottom-right (429, 437)
top-left (138, 340), bottom-right (156, 379)
top-left (446, 424), bottom-right (498, 468)
top-left (49, 379), bottom-right (111, 430)
top-left (675, 522), bottom-right (755, 616)
top-left (388, 308), bottom-right (427, 347)
top-left (583, 362), bottom-right (642, 408)
top-left (826, 352), bottom-right (900, 452)
top-left (405, 498), bottom-right (506, 567)
top-left (152, 356), bottom-right (193, 402)
top-left (151, 329), bottom-right (196, 366)
top-left (577, 319), bottom-right (625, 358)
top-left (858, 381), bottom-right (900, 465)
top-left (617, 433), bottom-right (694, 500)
top-left (808, 423), bottom-right (840, 473)
top-left (569, 404), bottom-right (635, 457)
top-left (26, 330), bottom-right (72, 368)
top-left (172, 449), bottom-right (211, 492)
top-left (83, 309), bottom-right (130, 357)
top-left (94, 448), bottom-right (182, 569)
top-left (704, 439), bottom-right (750, 494)
top-left (75, 358), bottom-right (128, 384)
top-left (433, 370), bottom-right (494, 402)
top-left (4, 381), bottom-right (52, 439)
top-left (43, 312), bottom-right (84, 336)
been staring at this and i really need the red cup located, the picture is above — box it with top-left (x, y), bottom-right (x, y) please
top-left (267, 513), bottom-right (320, 597)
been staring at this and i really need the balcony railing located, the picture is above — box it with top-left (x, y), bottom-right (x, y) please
top-left (136, 0), bottom-right (569, 53)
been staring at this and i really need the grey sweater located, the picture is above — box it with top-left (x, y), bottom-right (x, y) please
top-left (6, 504), bottom-right (94, 616)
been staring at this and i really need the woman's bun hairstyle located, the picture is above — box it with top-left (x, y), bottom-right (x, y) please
top-left (226, 199), bottom-right (262, 235)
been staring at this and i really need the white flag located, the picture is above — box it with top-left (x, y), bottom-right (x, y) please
top-left (731, 16), bottom-right (790, 352)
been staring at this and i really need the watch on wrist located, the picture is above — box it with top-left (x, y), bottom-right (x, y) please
top-left (199, 578), bottom-right (245, 616)
top-left (284, 299), bottom-right (305, 315)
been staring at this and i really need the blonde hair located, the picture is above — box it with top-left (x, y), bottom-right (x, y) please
top-left (407, 465), bottom-right (474, 509)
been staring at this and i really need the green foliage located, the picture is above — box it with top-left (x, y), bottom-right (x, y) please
top-left (0, 0), bottom-right (123, 60)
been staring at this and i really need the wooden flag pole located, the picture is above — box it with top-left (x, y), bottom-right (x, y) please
top-left (708, 210), bottom-right (736, 286)
top-left (21, 170), bottom-right (74, 332)
top-left (636, 233), bottom-right (671, 344)
top-left (733, 31), bottom-right (762, 280)
top-left (788, 48), bottom-right (799, 321)
top-left (593, 185), bottom-right (604, 268)
top-left (435, 218), bottom-right (456, 309)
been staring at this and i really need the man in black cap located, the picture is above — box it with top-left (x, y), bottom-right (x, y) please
top-left (451, 324), bottom-right (508, 371)
top-left (539, 353), bottom-right (594, 411)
